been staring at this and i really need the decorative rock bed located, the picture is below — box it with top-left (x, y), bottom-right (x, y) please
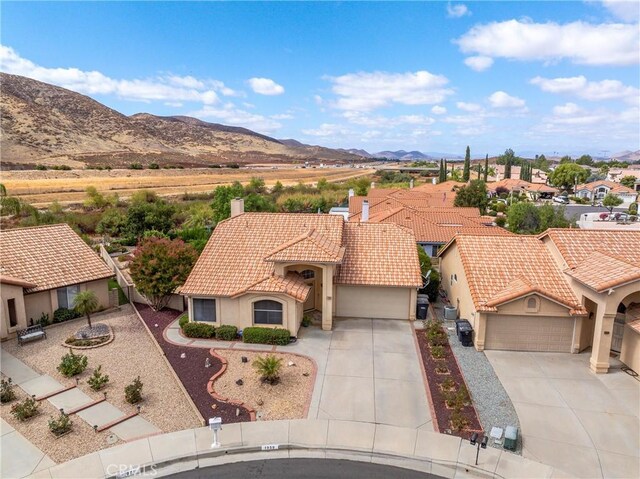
top-left (63, 323), bottom-right (114, 349)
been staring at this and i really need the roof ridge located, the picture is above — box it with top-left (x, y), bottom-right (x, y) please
top-left (0, 223), bottom-right (73, 233)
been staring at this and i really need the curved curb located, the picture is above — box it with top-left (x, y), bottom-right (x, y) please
top-left (61, 324), bottom-right (115, 350)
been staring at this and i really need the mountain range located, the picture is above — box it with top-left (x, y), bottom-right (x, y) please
top-left (0, 73), bottom-right (363, 168)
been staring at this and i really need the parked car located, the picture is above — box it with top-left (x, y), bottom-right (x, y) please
top-left (553, 196), bottom-right (569, 204)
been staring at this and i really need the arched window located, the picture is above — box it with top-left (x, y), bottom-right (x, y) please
top-left (526, 296), bottom-right (539, 312)
top-left (300, 269), bottom-right (315, 280)
top-left (253, 300), bottom-right (283, 325)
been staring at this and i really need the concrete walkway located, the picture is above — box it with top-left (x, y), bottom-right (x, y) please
top-left (165, 317), bottom-right (432, 430)
top-left (1, 419), bottom-right (54, 479)
top-left (30, 419), bottom-right (566, 479)
top-left (486, 350), bottom-right (640, 479)
top-left (0, 348), bottom-right (161, 476)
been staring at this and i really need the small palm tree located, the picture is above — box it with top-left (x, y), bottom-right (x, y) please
top-left (73, 290), bottom-right (99, 329)
top-left (252, 354), bottom-right (283, 385)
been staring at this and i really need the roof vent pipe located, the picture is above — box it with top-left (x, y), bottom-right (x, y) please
top-left (348, 188), bottom-right (354, 198)
top-left (362, 200), bottom-right (370, 222)
top-left (230, 197), bottom-right (245, 218)
top-left (370, 182), bottom-right (376, 189)
top-left (410, 179), bottom-right (414, 189)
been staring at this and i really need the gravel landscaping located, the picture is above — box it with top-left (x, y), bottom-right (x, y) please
top-left (135, 303), bottom-right (252, 424)
top-left (213, 350), bottom-right (314, 421)
top-left (433, 302), bottom-right (522, 453)
top-left (3, 306), bottom-right (201, 445)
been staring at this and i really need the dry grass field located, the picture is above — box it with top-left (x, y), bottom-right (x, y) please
top-left (1, 166), bottom-right (374, 206)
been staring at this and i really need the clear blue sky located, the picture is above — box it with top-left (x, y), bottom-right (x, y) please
top-left (1, 1), bottom-right (638, 156)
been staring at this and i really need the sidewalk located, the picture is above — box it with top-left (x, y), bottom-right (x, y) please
top-left (30, 419), bottom-right (569, 479)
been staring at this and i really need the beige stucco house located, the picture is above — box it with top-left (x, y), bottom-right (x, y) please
top-left (439, 230), bottom-right (640, 373)
top-left (1, 224), bottom-right (114, 339)
top-left (180, 199), bottom-right (422, 336)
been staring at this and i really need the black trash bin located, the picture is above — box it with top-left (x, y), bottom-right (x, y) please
top-left (455, 320), bottom-right (473, 346)
top-left (416, 294), bottom-right (429, 320)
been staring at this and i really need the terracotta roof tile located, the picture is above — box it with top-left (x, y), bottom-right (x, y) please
top-left (441, 235), bottom-right (584, 314)
top-left (242, 272), bottom-right (311, 302)
top-left (0, 224), bottom-right (114, 293)
top-left (564, 251), bottom-right (640, 292)
top-left (575, 179), bottom-right (637, 196)
top-left (264, 228), bottom-right (345, 264)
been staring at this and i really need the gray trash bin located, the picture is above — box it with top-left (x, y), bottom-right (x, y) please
top-left (455, 320), bottom-right (473, 346)
top-left (416, 294), bottom-right (429, 320)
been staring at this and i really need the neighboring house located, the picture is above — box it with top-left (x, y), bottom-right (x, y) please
top-left (574, 180), bottom-right (638, 205)
top-left (181, 199), bottom-right (422, 336)
top-left (439, 230), bottom-right (640, 373)
top-left (487, 179), bottom-right (558, 200)
top-left (491, 165), bottom-right (548, 184)
top-left (0, 224), bottom-right (114, 339)
top-left (607, 168), bottom-right (640, 184)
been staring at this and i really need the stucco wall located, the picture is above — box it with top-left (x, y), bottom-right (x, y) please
top-left (24, 290), bottom-right (54, 325)
top-left (1, 284), bottom-right (28, 339)
top-left (82, 279), bottom-right (111, 311)
top-left (620, 328), bottom-right (640, 373)
top-left (495, 295), bottom-right (574, 316)
top-left (439, 243), bottom-right (477, 326)
top-left (334, 285), bottom-right (413, 319)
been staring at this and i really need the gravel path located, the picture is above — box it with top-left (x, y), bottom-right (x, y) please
top-left (432, 303), bottom-right (521, 453)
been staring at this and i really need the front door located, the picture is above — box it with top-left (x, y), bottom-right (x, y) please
top-left (304, 282), bottom-right (315, 311)
top-left (611, 316), bottom-right (625, 353)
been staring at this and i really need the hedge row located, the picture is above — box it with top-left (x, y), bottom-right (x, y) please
top-left (181, 321), bottom-right (238, 341)
top-left (242, 327), bottom-right (290, 346)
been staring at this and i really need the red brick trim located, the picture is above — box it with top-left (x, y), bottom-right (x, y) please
top-left (65, 397), bottom-right (106, 415)
top-left (412, 320), bottom-right (439, 433)
top-left (96, 411), bottom-right (138, 432)
top-left (35, 384), bottom-right (76, 401)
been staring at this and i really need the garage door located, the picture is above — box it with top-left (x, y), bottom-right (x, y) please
top-left (485, 315), bottom-right (575, 352)
top-left (335, 285), bottom-right (411, 320)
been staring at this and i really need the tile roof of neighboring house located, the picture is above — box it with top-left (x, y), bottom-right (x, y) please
top-left (575, 180), bottom-right (637, 196)
top-left (349, 190), bottom-right (470, 220)
top-left (0, 224), bottom-right (114, 293)
top-left (487, 179), bottom-right (531, 192)
top-left (365, 206), bottom-right (512, 244)
top-left (335, 222), bottom-right (422, 287)
top-left (540, 229), bottom-right (640, 291)
top-left (181, 212), bottom-right (422, 298)
top-left (439, 235), bottom-right (585, 314)
top-left (525, 183), bottom-right (559, 193)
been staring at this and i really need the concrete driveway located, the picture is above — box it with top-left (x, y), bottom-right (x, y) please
top-left (290, 318), bottom-right (432, 430)
top-left (486, 350), bottom-right (639, 479)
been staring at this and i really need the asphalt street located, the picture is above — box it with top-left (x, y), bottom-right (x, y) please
top-left (168, 459), bottom-right (441, 479)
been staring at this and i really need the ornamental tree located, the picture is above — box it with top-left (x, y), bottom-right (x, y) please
top-left (602, 193), bottom-right (623, 213)
top-left (453, 179), bottom-right (488, 213)
top-left (620, 175), bottom-right (636, 189)
top-left (548, 163), bottom-right (589, 190)
top-left (129, 237), bottom-right (198, 311)
top-left (73, 290), bottom-right (99, 329)
top-left (463, 146), bottom-right (471, 182)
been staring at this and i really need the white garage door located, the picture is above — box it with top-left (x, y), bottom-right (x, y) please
top-left (335, 285), bottom-right (411, 320)
top-left (485, 315), bottom-right (575, 352)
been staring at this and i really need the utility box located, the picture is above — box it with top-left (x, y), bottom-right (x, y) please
top-left (444, 306), bottom-right (458, 320)
top-left (504, 426), bottom-right (518, 451)
top-left (416, 294), bottom-right (429, 320)
top-left (455, 320), bottom-right (473, 346)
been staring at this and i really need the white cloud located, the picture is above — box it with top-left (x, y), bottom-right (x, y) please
top-left (270, 113), bottom-right (294, 120)
top-left (463, 55), bottom-right (494, 72)
top-left (343, 111), bottom-right (436, 127)
top-left (552, 102), bottom-right (581, 116)
top-left (456, 101), bottom-right (482, 112)
top-left (188, 104), bottom-right (282, 134)
top-left (301, 123), bottom-right (350, 137)
top-left (0, 45), bottom-right (236, 104)
top-left (601, 0), bottom-right (640, 22)
top-left (456, 19), bottom-right (639, 66)
top-left (488, 91), bottom-right (526, 109)
top-left (530, 75), bottom-right (639, 103)
top-left (447, 3), bottom-right (470, 18)
top-left (431, 105), bottom-right (447, 115)
top-left (247, 77), bottom-right (285, 96)
top-left (326, 70), bottom-right (454, 112)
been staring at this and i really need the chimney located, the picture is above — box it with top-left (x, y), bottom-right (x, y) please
top-left (348, 188), bottom-right (354, 198)
top-left (362, 200), bottom-right (370, 222)
top-left (370, 182), bottom-right (376, 189)
top-left (409, 179), bottom-right (414, 189)
top-left (432, 177), bottom-right (437, 185)
top-left (230, 197), bottom-right (244, 218)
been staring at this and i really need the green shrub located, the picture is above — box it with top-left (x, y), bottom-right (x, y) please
top-left (301, 315), bottom-right (312, 327)
top-left (242, 327), bottom-right (290, 346)
top-left (125, 376), bottom-right (143, 404)
top-left (178, 314), bottom-right (189, 329)
top-left (36, 312), bottom-right (50, 326)
top-left (53, 307), bottom-right (81, 323)
top-left (450, 409), bottom-right (468, 431)
top-left (0, 378), bottom-right (16, 403)
top-left (215, 325), bottom-right (238, 341)
top-left (11, 397), bottom-right (39, 421)
top-left (430, 344), bottom-right (446, 359)
top-left (495, 216), bottom-right (507, 227)
top-left (182, 322), bottom-right (215, 338)
top-left (87, 365), bottom-right (110, 391)
top-left (426, 323), bottom-right (448, 347)
top-left (48, 412), bottom-right (72, 436)
top-left (129, 162), bottom-right (143, 170)
top-left (148, 163), bottom-right (160, 170)
top-left (64, 336), bottom-right (109, 347)
top-left (57, 350), bottom-right (88, 377)
top-left (36, 164), bottom-right (48, 170)
top-left (253, 354), bottom-right (283, 384)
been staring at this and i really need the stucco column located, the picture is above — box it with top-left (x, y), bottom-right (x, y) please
top-left (322, 265), bottom-right (333, 331)
top-left (474, 313), bottom-right (486, 351)
top-left (590, 311), bottom-right (616, 374)
top-left (409, 288), bottom-right (417, 321)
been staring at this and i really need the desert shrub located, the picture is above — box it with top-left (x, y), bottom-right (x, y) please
top-left (182, 322), bottom-right (215, 338)
top-left (148, 163), bottom-right (160, 169)
top-left (450, 409), bottom-right (469, 431)
top-left (129, 162), bottom-right (143, 170)
top-left (440, 377), bottom-right (455, 391)
top-left (64, 336), bottom-right (109, 347)
top-left (36, 164), bottom-right (48, 170)
top-left (48, 412), bottom-right (73, 436)
top-left (215, 325), bottom-right (238, 341)
top-left (430, 344), bottom-right (446, 359)
top-left (125, 376), bottom-right (143, 404)
top-left (495, 216), bottom-right (507, 227)
top-left (87, 365), bottom-right (110, 391)
top-left (53, 307), bottom-right (81, 323)
top-left (36, 312), bottom-right (50, 327)
top-left (178, 314), bottom-right (189, 329)
top-left (455, 383), bottom-right (470, 406)
top-left (426, 324), bottom-right (448, 347)
top-left (57, 350), bottom-right (88, 377)
top-left (253, 354), bottom-right (283, 384)
top-left (301, 315), bottom-right (312, 327)
top-left (242, 327), bottom-right (290, 346)
top-left (11, 397), bottom-right (39, 421)
top-left (0, 378), bottom-right (16, 403)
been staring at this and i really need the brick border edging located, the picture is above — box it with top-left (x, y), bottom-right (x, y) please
top-left (412, 322), bottom-right (440, 433)
top-left (206, 347), bottom-right (318, 422)
top-left (65, 397), bottom-right (106, 415)
top-left (131, 304), bottom-right (205, 426)
top-left (35, 384), bottom-right (77, 401)
top-left (96, 411), bottom-right (138, 432)
top-left (206, 349), bottom-right (257, 421)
